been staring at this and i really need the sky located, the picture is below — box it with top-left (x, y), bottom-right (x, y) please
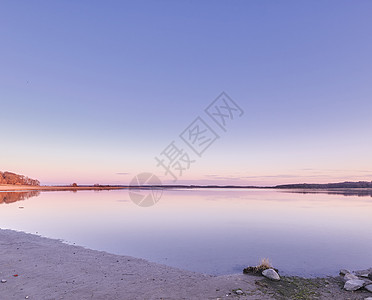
top-left (1, 0), bottom-right (372, 186)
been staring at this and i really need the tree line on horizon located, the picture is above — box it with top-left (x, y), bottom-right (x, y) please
top-left (0, 171), bottom-right (40, 186)
top-left (275, 181), bottom-right (372, 189)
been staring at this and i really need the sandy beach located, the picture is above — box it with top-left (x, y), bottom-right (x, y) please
top-left (0, 229), bottom-right (266, 300)
top-left (1, 229), bottom-right (370, 299)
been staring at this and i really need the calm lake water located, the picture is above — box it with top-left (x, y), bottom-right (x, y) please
top-left (0, 189), bottom-right (371, 277)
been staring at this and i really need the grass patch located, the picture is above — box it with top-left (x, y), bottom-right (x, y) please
top-left (254, 276), bottom-right (330, 300)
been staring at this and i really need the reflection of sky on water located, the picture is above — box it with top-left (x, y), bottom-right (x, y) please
top-left (0, 189), bottom-right (371, 277)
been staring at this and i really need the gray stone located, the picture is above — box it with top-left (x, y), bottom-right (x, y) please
top-left (234, 289), bottom-right (243, 295)
top-left (344, 279), bottom-right (365, 291)
top-left (363, 279), bottom-right (372, 286)
top-left (365, 284), bottom-right (372, 292)
top-left (262, 268), bottom-right (280, 281)
top-left (354, 268), bottom-right (372, 276)
top-left (340, 269), bottom-right (351, 276)
top-left (343, 273), bottom-right (359, 282)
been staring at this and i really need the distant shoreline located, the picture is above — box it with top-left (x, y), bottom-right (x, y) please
top-left (0, 184), bottom-right (130, 191)
top-left (1, 183), bottom-right (372, 193)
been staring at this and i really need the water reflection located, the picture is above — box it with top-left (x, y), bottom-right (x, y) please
top-left (0, 189), bottom-right (371, 277)
top-left (280, 189), bottom-right (372, 197)
top-left (0, 191), bottom-right (40, 204)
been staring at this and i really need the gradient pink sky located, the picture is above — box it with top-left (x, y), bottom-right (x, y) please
top-left (1, 1), bottom-right (371, 186)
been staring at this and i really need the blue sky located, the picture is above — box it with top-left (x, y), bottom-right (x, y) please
top-left (1, 1), bottom-right (371, 185)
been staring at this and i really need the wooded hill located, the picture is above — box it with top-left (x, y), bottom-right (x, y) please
top-left (0, 171), bottom-right (40, 186)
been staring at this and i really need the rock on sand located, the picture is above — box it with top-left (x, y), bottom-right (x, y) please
top-left (344, 279), bottom-right (365, 291)
top-left (365, 284), bottom-right (372, 292)
top-left (262, 268), bottom-right (280, 281)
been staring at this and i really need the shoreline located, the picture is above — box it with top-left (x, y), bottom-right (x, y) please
top-left (0, 184), bottom-right (129, 192)
top-left (2, 184), bottom-right (372, 199)
top-left (0, 229), bottom-right (370, 299)
top-left (0, 229), bottom-right (266, 300)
